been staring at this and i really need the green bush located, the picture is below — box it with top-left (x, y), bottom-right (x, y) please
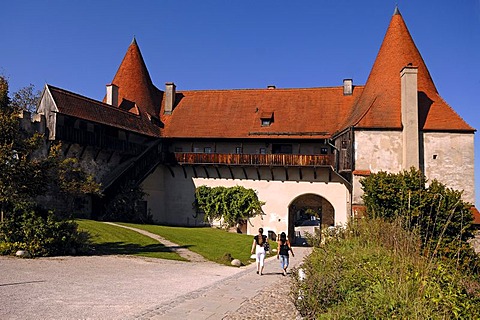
top-left (291, 219), bottom-right (480, 319)
top-left (361, 168), bottom-right (479, 273)
top-left (194, 185), bottom-right (265, 228)
top-left (0, 207), bottom-right (90, 257)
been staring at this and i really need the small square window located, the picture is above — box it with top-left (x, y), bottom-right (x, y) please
top-left (320, 147), bottom-right (328, 155)
top-left (204, 147), bottom-right (212, 153)
top-left (261, 119), bottom-right (272, 126)
top-left (259, 148), bottom-right (267, 154)
top-left (341, 141), bottom-right (348, 149)
top-left (235, 147), bottom-right (243, 154)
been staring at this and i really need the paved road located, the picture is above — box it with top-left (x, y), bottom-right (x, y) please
top-left (0, 241), bottom-right (310, 319)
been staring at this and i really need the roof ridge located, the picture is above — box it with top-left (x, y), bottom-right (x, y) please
top-left (47, 84), bottom-right (142, 118)
top-left (175, 86), bottom-right (365, 93)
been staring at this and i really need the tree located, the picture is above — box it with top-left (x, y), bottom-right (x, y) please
top-left (0, 76), bottom-right (99, 256)
top-left (11, 83), bottom-right (41, 113)
top-left (194, 185), bottom-right (265, 228)
top-left (0, 76), bottom-right (45, 221)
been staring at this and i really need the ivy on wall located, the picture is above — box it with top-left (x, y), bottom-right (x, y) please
top-left (194, 185), bottom-right (265, 228)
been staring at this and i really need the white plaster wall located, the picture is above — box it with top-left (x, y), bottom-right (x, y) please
top-left (423, 132), bottom-right (475, 204)
top-left (353, 130), bottom-right (403, 204)
top-left (142, 166), bottom-right (350, 235)
top-left (352, 130), bottom-right (475, 206)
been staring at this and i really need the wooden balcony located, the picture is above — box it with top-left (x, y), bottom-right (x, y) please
top-left (170, 152), bottom-right (334, 167)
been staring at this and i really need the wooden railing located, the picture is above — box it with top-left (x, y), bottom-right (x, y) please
top-left (170, 152), bottom-right (334, 167)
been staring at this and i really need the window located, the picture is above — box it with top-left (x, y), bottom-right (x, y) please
top-left (320, 147), bottom-right (328, 155)
top-left (235, 147), bottom-right (243, 154)
top-left (259, 148), bottom-right (267, 154)
top-left (260, 111), bottom-right (274, 126)
top-left (204, 147), bottom-right (212, 153)
top-left (341, 140), bottom-right (348, 149)
top-left (174, 147), bottom-right (183, 152)
top-left (261, 119), bottom-right (272, 126)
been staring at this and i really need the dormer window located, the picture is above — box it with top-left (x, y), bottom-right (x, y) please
top-left (260, 111), bottom-right (274, 126)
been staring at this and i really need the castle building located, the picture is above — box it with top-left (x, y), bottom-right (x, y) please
top-left (35, 8), bottom-right (477, 239)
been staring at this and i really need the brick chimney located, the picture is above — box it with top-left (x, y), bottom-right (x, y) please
top-left (400, 64), bottom-right (419, 169)
top-left (343, 79), bottom-right (353, 95)
top-left (106, 83), bottom-right (119, 107)
top-left (164, 82), bottom-right (176, 114)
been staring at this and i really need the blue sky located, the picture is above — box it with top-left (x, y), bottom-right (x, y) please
top-left (1, 1), bottom-right (479, 207)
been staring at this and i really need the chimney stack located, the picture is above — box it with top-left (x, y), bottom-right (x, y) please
top-left (343, 79), bottom-right (353, 95)
top-left (106, 83), bottom-right (119, 107)
top-left (400, 64), bottom-right (419, 169)
top-left (164, 82), bottom-right (176, 114)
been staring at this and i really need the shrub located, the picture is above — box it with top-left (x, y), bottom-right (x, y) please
top-left (193, 185), bottom-right (265, 228)
top-left (0, 206), bottom-right (91, 257)
top-left (291, 219), bottom-right (480, 319)
top-left (360, 168), bottom-right (479, 273)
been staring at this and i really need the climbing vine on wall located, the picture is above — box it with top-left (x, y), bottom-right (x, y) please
top-left (194, 185), bottom-right (265, 228)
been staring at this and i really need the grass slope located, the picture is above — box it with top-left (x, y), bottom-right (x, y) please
top-left (121, 223), bottom-right (277, 265)
top-left (76, 219), bottom-right (186, 261)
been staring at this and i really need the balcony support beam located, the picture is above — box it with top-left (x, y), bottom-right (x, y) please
top-left (228, 166), bottom-right (234, 179)
top-left (94, 148), bottom-right (101, 161)
top-left (242, 167), bottom-right (248, 179)
top-left (203, 166), bottom-right (209, 178)
top-left (166, 165), bottom-right (175, 178)
top-left (182, 166), bottom-right (187, 179)
top-left (215, 166), bottom-right (221, 179)
top-left (192, 166), bottom-right (198, 178)
top-left (79, 145), bottom-right (87, 160)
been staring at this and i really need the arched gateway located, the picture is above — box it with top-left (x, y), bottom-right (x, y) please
top-left (288, 194), bottom-right (334, 244)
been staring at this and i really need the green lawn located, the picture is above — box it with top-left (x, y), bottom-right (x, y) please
top-left (121, 222), bottom-right (278, 265)
top-left (76, 219), bottom-right (186, 261)
top-left (77, 219), bottom-right (277, 265)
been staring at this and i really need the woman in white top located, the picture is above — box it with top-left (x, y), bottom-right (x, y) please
top-left (251, 228), bottom-right (268, 275)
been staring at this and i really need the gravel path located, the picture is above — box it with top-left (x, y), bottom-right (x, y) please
top-left (0, 255), bottom-right (243, 319)
top-left (0, 224), bottom-right (309, 319)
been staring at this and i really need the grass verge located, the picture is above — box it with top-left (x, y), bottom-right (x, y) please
top-left (76, 219), bottom-right (186, 261)
top-left (120, 222), bottom-right (277, 265)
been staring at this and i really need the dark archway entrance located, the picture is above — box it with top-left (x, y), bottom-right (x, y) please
top-left (288, 194), bottom-right (334, 245)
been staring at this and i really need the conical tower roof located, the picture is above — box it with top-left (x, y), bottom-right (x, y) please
top-left (343, 8), bottom-right (473, 132)
top-left (108, 38), bottom-right (162, 117)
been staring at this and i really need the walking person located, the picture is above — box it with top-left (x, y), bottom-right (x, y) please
top-left (277, 232), bottom-right (294, 276)
top-left (251, 228), bottom-right (268, 275)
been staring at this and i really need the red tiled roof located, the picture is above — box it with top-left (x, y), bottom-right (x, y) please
top-left (160, 86), bottom-right (362, 139)
top-left (48, 85), bottom-right (162, 138)
top-left (342, 9), bottom-right (474, 133)
top-left (353, 170), bottom-right (371, 176)
top-left (52, 10), bottom-right (475, 141)
top-left (105, 38), bottom-right (163, 118)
